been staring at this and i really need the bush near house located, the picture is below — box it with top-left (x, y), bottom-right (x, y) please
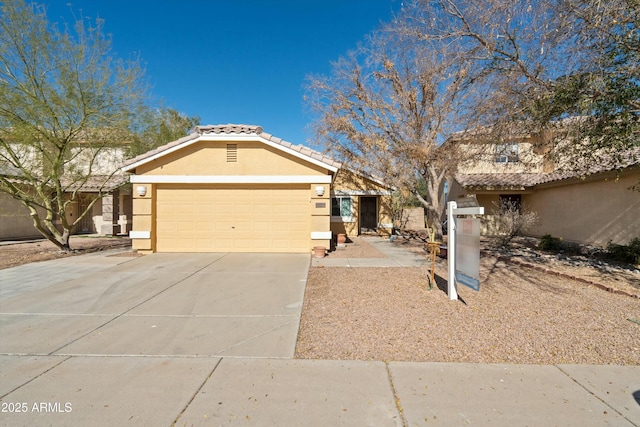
top-left (539, 234), bottom-right (640, 266)
top-left (606, 238), bottom-right (640, 265)
top-left (490, 200), bottom-right (539, 247)
top-left (538, 234), bottom-right (564, 252)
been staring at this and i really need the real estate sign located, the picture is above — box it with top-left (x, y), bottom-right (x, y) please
top-left (455, 218), bottom-right (481, 291)
top-left (447, 200), bottom-right (484, 300)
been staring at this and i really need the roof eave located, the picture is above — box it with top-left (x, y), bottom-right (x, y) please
top-left (121, 131), bottom-right (339, 174)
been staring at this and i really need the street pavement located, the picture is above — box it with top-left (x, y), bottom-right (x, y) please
top-left (0, 244), bottom-right (638, 426)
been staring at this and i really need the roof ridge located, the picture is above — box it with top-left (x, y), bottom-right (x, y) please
top-left (196, 124), bottom-right (263, 135)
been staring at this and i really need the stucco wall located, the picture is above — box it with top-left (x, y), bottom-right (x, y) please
top-left (0, 192), bottom-right (42, 240)
top-left (135, 141), bottom-right (328, 177)
top-left (455, 132), bottom-right (555, 174)
top-left (472, 171), bottom-right (640, 246)
top-left (526, 172), bottom-right (640, 246)
top-left (330, 169), bottom-right (393, 237)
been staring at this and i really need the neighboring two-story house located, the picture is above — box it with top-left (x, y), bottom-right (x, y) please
top-left (0, 139), bottom-right (132, 240)
top-left (450, 129), bottom-right (640, 246)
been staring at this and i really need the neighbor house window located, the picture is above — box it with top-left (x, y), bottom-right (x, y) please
top-left (331, 196), bottom-right (353, 221)
top-left (495, 143), bottom-right (519, 163)
top-left (499, 194), bottom-right (522, 213)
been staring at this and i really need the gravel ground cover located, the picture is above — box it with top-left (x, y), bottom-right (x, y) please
top-left (0, 236), bottom-right (134, 270)
top-left (296, 236), bottom-right (640, 365)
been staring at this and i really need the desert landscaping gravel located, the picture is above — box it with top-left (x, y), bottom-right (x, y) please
top-left (296, 239), bottom-right (640, 365)
top-left (0, 236), bottom-right (134, 270)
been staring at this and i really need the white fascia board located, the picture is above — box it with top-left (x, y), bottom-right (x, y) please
top-left (311, 231), bottom-right (332, 239)
top-left (331, 189), bottom-right (393, 196)
top-left (129, 175), bottom-right (332, 184)
top-left (121, 136), bottom-right (202, 172)
top-left (129, 230), bottom-right (150, 239)
top-left (258, 136), bottom-right (339, 173)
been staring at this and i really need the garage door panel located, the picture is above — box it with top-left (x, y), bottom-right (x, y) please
top-left (291, 222), bottom-right (309, 232)
top-left (156, 186), bottom-right (310, 252)
top-left (215, 205), bottom-right (234, 215)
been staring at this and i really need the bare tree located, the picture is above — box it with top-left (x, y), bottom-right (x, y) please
top-left (306, 19), bottom-right (483, 237)
top-left (0, 0), bottom-right (148, 251)
top-left (401, 0), bottom-right (639, 171)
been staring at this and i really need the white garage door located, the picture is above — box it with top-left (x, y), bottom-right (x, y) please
top-left (156, 186), bottom-right (310, 253)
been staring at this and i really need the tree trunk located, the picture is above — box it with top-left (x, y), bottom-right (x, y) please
top-left (414, 167), bottom-right (448, 240)
top-left (28, 207), bottom-right (72, 252)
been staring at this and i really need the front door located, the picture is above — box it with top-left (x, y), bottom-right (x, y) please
top-left (359, 196), bottom-right (378, 233)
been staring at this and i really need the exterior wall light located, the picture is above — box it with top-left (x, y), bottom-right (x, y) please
top-left (315, 186), bottom-right (325, 196)
top-left (136, 185), bottom-right (147, 197)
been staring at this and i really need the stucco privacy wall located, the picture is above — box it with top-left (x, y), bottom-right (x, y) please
top-left (125, 128), bottom-right (334, 253)
top-left (526, 171), bottom-right (640, 246)
top-left (474, 170), bottom-right (640, 246)
top-left (330, 169), bottom-right (393, 237)
top-left (0, 192), bottom-right (43, 239)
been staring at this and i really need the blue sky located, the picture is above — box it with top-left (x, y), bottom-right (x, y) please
top-left (43, 1), bottom-right (401, 146)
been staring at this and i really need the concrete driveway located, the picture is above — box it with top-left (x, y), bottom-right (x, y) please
top-left (0, 252), bottom-right (310, 358)
top-left (1, 249), bottom-right (639, 426)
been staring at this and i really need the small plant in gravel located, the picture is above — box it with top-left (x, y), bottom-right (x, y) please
top-left (606, 238), bottom-right (640, 265)
top-left (538, 234), bottom-right (563, 252)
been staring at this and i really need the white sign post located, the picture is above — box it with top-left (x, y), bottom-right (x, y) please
top-left (447, 200), bottom-right (484, 301)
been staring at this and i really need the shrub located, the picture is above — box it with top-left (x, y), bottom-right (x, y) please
top-left (491, 200), bottom-right (539, 247)
top-left (538, 234), bottom-right (563, 252)
top-left (606, 238), bottom-right (640, 265)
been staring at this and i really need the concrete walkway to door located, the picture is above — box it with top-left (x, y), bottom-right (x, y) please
top-left (311, 235), bottom-right (426, 267)
top-left (0, 251), bottom-right (309, 358)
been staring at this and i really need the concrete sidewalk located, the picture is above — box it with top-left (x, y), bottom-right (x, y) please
top-left (1, 356), bottom-right (638, 426)
top-left (1, 248), bottom-right (639, 426)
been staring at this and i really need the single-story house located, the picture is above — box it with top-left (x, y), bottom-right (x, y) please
top-left (121, 124), bottom-right (393, 254)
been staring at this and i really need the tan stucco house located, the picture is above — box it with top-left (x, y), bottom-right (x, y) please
top-left (451, 129), bottom-right (640, 246)
top-left (0, 144), bottom-right (132, 240)
top-left (121, 124), bottom-right (393, 254)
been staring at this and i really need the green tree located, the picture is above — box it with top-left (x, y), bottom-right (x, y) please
top-left (0, 0), bottom-right (148, 250)
top-left (128, 108), bottom-right (200, 157)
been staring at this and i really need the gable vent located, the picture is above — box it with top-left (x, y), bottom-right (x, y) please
top-left (226, 144), bottom-right (238, 162)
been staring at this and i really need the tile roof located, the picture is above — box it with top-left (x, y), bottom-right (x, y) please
top-left (455, 173), bottom-right (562, 189)
top-left (456, 147), bottom-right (640, 189)
top-left (62, 174), bottom-right (130, 192)
top-left (122, 124), bottom-right (342, 170)
top-left (458, 147), bottom-right (639, 189)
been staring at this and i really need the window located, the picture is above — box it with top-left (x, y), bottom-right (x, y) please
top-left (331, 196), bottom-right (353, 221)
top-left (494, 143), bottom-right (519, 163)
top-left (499, 194), bottom-right (522, 213)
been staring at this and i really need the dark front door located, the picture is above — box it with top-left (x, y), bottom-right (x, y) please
top-left (360, 196), bottom-right (378, 233)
